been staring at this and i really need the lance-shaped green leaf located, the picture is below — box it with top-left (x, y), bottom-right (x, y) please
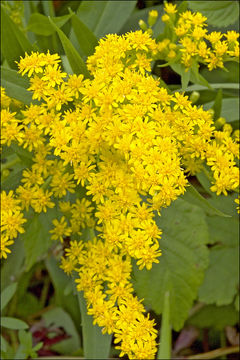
top-left (27, 13), bottom-right (72, 36)
top-left (20, 208), bottom-right (58, 271)
top-left (45, 256), bottom-right (81, 330)
top-left (1, 317), bottom-right (28, 330)
top-left (42, 307), bottom-right (80, 355)
top-left (181, 184), bottom-right (231, 217)
top-left (70, 11), bottom-right (98, 58)
top-left (0, 240), bottom-right (25, 292)
top-left (1, 4), bottom-right (35, 69)
top-left (75, 289), bottom-right (112, 359)
top-left (185, 83), bottom-right (240, 92)
top-left (133, 198), bottom-right (209, 331)
top-left (203, 98), bottom-right (239, 123)
top-left (1, 66), bottom-right (33, 105)
top-left (48, 17), bottom-right (90, 78)
top-left (0, 335), bottom-right (8, 353)
top-left (1, 283), bottom-right (17, 311)
top-left (76, 1), bottom-right (137, 38)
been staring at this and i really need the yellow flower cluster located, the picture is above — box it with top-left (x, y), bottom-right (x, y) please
top-left (206, 125), bottom-right (239, 195)
top-left (157, 3), bottom-right (239, 70)
top-left (1, 191), bottom-right (26, 259)
top-left (1, 28), bottom-right (239, 358)
top-left (63, 238), bottom-right (158, 359)
top-left (1, 87), bottom-right (11, 108)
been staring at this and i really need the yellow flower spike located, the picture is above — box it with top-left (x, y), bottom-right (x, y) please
top-left (13, 21), bottom-right (239, 358)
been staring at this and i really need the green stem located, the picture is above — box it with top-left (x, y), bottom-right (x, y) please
top-left (40, 276), bottom-right (50, 308)
top-left (202, 166), bottom-right (213, 183)
top-left (8, 329), bottom-right (18, 351)
top-left (219, 331), bottom-right (227, 360)
top-left (41, 175), bottom-right (52, 190)
top-left (72, 275), bottom-right (112, 359)
top-left (157, 291), bottom-right (171, 359)
top-left (186, 346), bottom-right (239, 359)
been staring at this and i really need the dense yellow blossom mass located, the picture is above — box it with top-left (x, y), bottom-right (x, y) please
top-left (157, 3), bottom-right (239, 70)
top-left (1, 6), bottom-right (239, 358)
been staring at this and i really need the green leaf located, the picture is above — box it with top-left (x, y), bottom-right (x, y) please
top-left (1, 162), bottom-right (25, 192)
top-left (157, 292), bottom-right (171, 360)
top-left (11, 143), bottom-right (33, 167)
top-left (190, 62), bottom-right (211, 89)
top-left (20, 208), bottom-right (57, 271)
top-left (1, 283), bottom-right (17, 311)
top-left (76, 0), bottom-right (137, 38)
top-left (48, 17), bottom-right (90, 78)
top-left (76, 290), bottom-right (112, 358)
top-left (198, 204), bottom-right (239, 306)
top-left (42, 307), bottom-right (80, 355)
top-left (171, 62), bottom-right (211, 89)
top-left (1, 317), bottom-right (28, 330)
top-left (1, 4), bottom-right (34, 69)
top-left (188, 1), bottom-right (239, 28)
top-left (201, 62), bottom-right (239, 85)
top-left (203, 98), bottom-right (239, 122)
top-left (18, 329), bottom-right (32, 348)
top-left (133, 198), bottom-right (209, 331)
top-left (42, 0), bottom-right (55, 17)
top-left (212, 89), bottom-right (222, 121)
top-left (170, 63), bottom-right (190, 90)
top-left (14, 330), bottom-right (39, 360)
top-left (1, 67), bottom-right (33, 105)
top-left (196, 171), bottom-right (213, 196)
top-left (17, 293), bottom-right (42, 318)
top-left (234, 294), bottom-right (239, 312)
top-left (27, 13), bottom-right (72, 36)
top-left (0, 335), bottom-right (8, 353)
top-left (188, 304), bottom-right (239, 330)
top-left (119, 5), bottom-right (164, 35)
top-left (45, 256), bottom-right (81, 331)
top-left (0, 240), bottom-right (25, 292)
top-left (181, 184), bottom-right (231, 217)
top-left (199, 246), bottom-right (239, 306)
top-left (185, 83), bottom-right (239, 92)
top-left (70, 12), bottom-right (98, 58)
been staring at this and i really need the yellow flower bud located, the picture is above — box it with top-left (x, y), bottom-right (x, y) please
top-left (161, 14), bottom-right (170, 22)
top-left (215, 116), bottom-right (226, 129)
top-left (139, 19), bottom-right (148, 31)
top-left (233, 129), bottom-right (240, 141)
top-left (223, 123), bottom-right (232, 135)
top-left (148, 10), bottom-right (158, 27)
top-left (190, 91), bottom-right (200, 104)
top-left (208, 109), bottom-right (215, 117)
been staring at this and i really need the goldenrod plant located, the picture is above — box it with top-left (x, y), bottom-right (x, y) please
top-left (1, 1), bottom-right (239, 359)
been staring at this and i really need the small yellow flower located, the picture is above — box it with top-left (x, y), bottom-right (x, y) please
top-left (164, 3), bottom-right (177, 14)
top-left (50, 216), bottom-right (72, 242)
